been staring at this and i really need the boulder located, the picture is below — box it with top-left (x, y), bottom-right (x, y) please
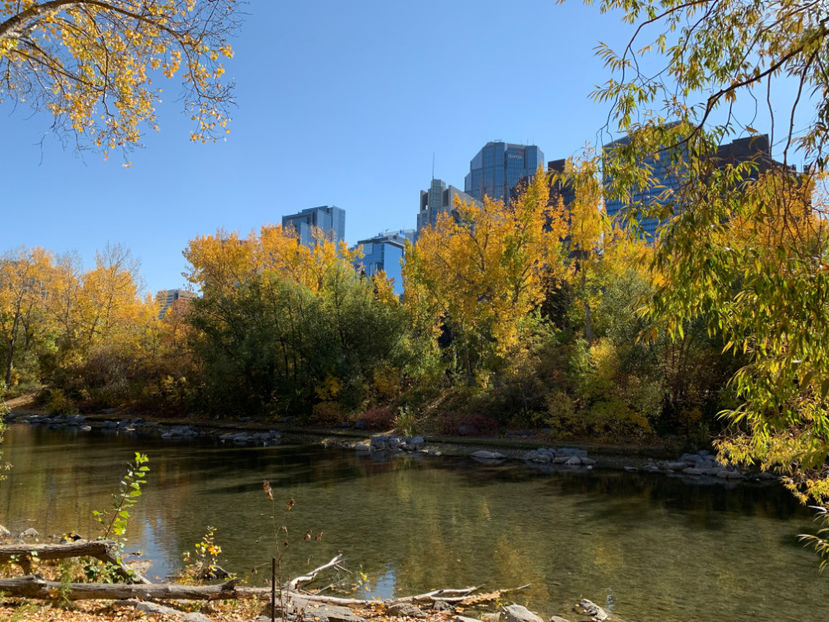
top-left (557, 447), bottom-right (587, 457)
top-left (0, 524), bottom-right (10, 538)
top-left (501, 604), bottom-right (544, 622)
top-left (387, 603), bottom-right (426, 618)
top-left (261, 597), bottom-right (365, 622)
top-left (550, 617), bottom-right (571, 622)
top-left (370, 435), bottom-right (388, 450)
top-left (471, 450), bottom-right (505, 461)
top-left (455, 616), bottom-right (481, 622)
top-left (19, 527), bottom-right (39, 540)
top-left (574, 600), bottom-right (607, 622)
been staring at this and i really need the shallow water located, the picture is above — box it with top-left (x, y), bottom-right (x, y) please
top-left (2, 424), bottom-right (827, 621)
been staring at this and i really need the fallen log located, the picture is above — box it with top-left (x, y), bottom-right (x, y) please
top-left (0, 574), bottom-right (529, 607)
top-left (0, 574), bottom-right (265, 600)
top-left (0, 540), bottom-right (150, 584)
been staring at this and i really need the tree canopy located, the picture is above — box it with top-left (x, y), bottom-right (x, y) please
top-left (586, 0), bottom-right (829, 504)
top-left (0, 0), bottom-right (236, 154)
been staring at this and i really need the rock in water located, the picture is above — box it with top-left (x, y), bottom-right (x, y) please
top-left (472, 450), bottom-right (506, 461)
top-left (501, 604), bottom-right (544, 622)
top-left (575, 599), bottom-right (608, 621)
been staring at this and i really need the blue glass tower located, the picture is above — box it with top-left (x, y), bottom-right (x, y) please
top-left (353, 230), bottom-right (415, 296)
top-left (602, 136), bottom-right (681, 240)
top-left (464, 142), bottom-right (544, 203)
top-left (282, 205), bottom-right (345, 247)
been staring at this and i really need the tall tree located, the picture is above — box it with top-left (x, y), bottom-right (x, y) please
top-left (403, 169), bottom-right (564, 383)
top-left (0, 247), bottom-right (54, 387)
top-left (0, 0), bottom-right (236, 154)
top-left (585, 0), bottom-right (829, 503)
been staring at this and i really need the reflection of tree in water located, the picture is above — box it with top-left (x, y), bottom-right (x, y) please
top-left (4, 427), bottom-right (827, 622)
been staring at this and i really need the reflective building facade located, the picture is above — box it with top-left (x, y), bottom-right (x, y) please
top-left (282, 205), bottom-right (345, 247)
top-left (464, 142), bottom-right (544, 203)
top-left (354, 230), bottom-right (415, 296)
top-left (602, 135), bottom-right (682, 240)
top-left (417, 179), bottom-right (479, 234)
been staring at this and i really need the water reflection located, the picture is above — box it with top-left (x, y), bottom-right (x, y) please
top-left (1, 424), bottom-right (826, 622)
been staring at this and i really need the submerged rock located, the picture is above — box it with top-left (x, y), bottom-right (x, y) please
top-left (574, 599), bottom-right (608, 621)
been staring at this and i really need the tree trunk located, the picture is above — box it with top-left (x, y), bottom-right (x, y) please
top-left (0, 540), bottom-right (150, 584)
top-left (0, 575), bottom-right (261, 600)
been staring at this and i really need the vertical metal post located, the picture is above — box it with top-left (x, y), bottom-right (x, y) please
top-left (271, 557), bottom-right (277, 622)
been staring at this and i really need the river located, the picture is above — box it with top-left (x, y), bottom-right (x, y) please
top-left (1, 423), bottom-right (827, 621)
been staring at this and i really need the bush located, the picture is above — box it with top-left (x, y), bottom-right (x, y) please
top-left (41, 388), bottom-right (78, 415)
top-left (355, 406), bottom-right (395, 430)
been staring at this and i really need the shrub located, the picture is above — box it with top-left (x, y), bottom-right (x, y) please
top-left (356, 406), bottom-right (395, 430)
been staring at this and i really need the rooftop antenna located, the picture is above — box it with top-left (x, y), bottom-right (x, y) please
top-left (432, 152), bottom-right (435, 181)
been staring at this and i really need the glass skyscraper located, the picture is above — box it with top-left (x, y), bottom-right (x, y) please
top-left (353, 230), bottom-right (415, 296)
top-left (602, 134), bottom-right (683, 240)
top-left (464, 142), bottom-right (544, 203)
top-left (417, 178), bottom-right (479, 234)
top-left (281, 205), bottom-right (345, 247)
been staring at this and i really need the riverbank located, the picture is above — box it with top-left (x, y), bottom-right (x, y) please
top-left (3, 394), bottom-right (777, 488)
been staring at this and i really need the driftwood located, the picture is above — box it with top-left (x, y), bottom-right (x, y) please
top-left (285, 553), bottom-right (344, 590)
top-left (0, 574), bottom-right (265, 600)
top-left (0, 574), bottom-right (530, 606)
top-left (0, 549), bottom-right (529, 609)
top-left (0, 539), bottom-right (150, 584)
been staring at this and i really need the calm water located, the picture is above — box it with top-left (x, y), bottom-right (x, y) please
top-left (2, 424), bottom-right (827, 621)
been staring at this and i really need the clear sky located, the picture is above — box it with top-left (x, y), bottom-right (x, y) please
top-left (0, 0), bottom-right (804, 294)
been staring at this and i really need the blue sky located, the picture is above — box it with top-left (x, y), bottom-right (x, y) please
top-left (0, 1), bottom-right (806, 294)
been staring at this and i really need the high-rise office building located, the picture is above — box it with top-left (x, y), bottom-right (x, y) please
top-left (602, 133), bottom-right (683, 240)
top-left (353, 230), bottom-right (415, 296)
top-left (464, 142), bottom-right (544, 203)
top-left (156, 289), bottom-right (196, 319)
top-left (282, 205), bottom-right (345, 247)
top-left (604, 132), bottom-right (784, 241)
top-left (417, 179), bottom-right (479, 234)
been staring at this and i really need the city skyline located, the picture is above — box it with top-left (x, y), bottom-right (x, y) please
top-left (1, 1), bottom-right (808, 295)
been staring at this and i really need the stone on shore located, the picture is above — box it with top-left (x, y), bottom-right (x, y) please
top-left (387, 603), bottom-right (426, 618)
top-left (19, 527), bottom-right (39, 540)
top-left (501, 604), bottom-right (544, 622)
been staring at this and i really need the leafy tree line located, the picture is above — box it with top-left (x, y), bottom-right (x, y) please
top-left (1, 167), bottom-right (742, 445)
